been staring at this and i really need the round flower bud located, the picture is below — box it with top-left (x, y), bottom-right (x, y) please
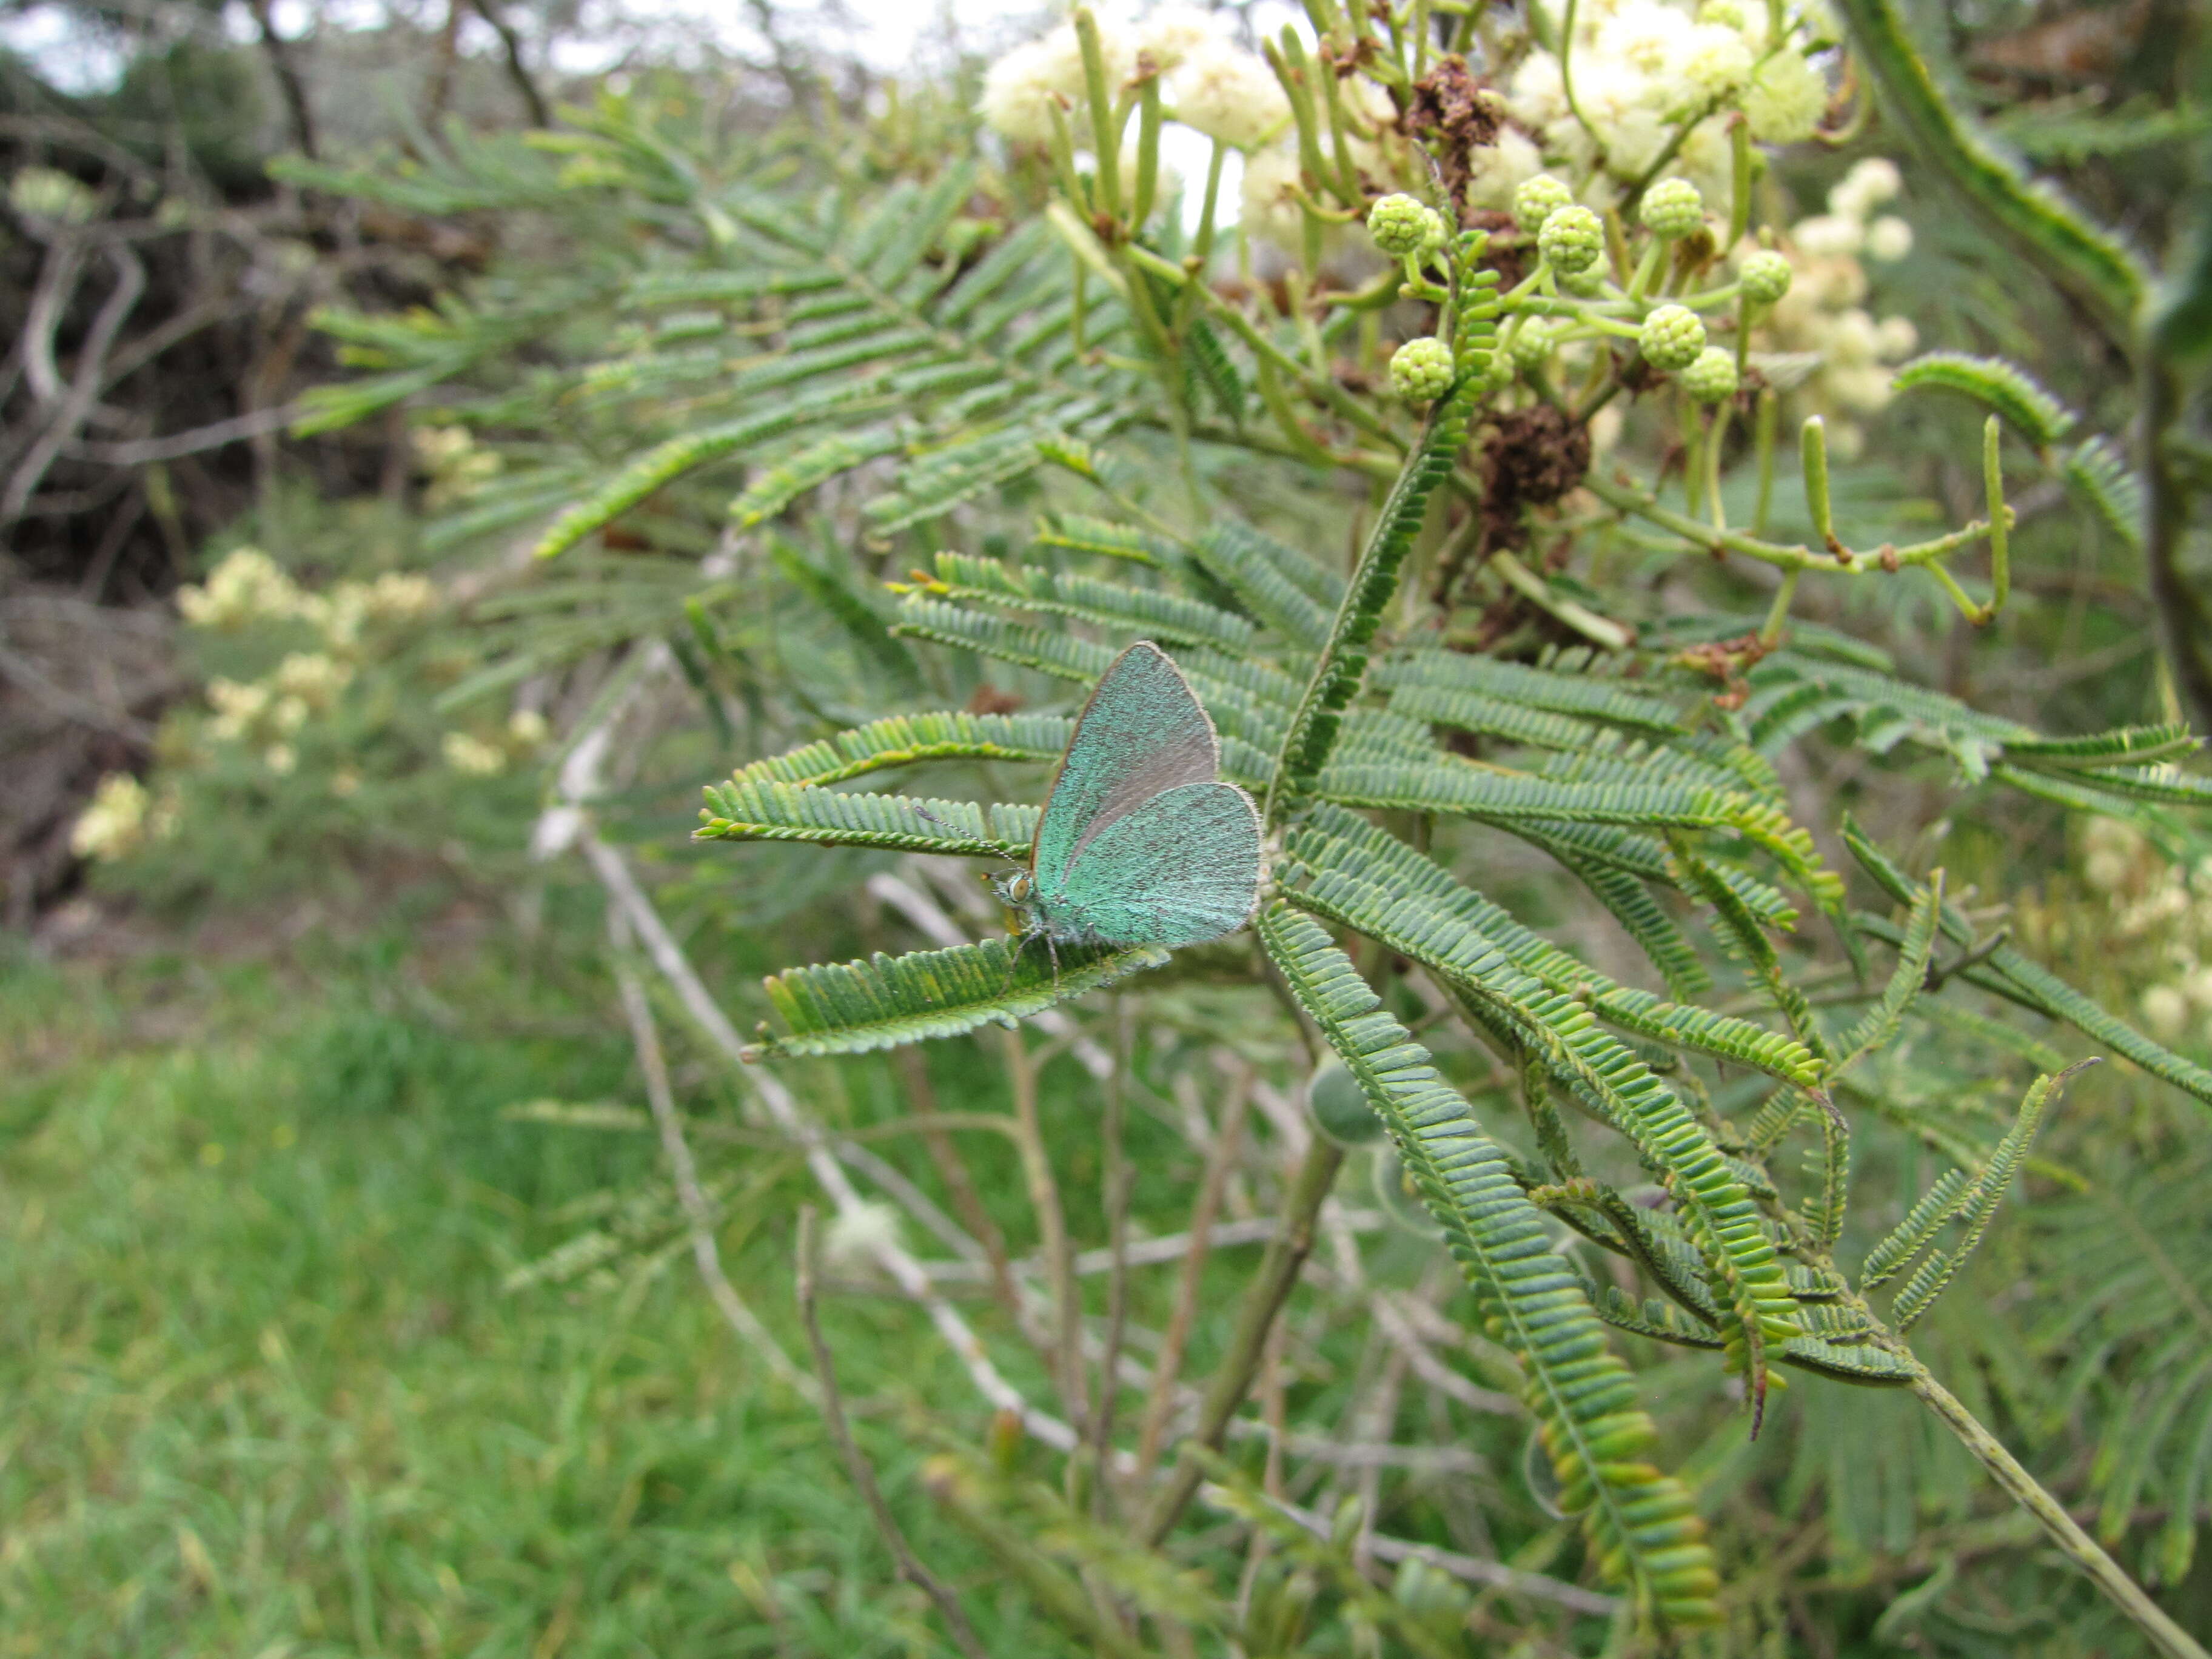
top-left (1640, 178), bottom-right (1704, 241)
top-left (1560, 261), bottom-right (1610, 297)
top-left (1537, 204), bottom-right (1603, 274)
top-left (1389, 336), bottom-right (1456, 404)
top-left (1513, 173), bottom-right (1574, 234)
top-left (1638, 303), bottom-right (1707, 371)
top-left (1367, 192), bottom-right (1446, 258)
top-left (1681, 346), bottom-right (1740, 403)
top-left (1509, 318), bottom-right (1559, 371)
top-left (1738, 249), bottom-right (1794, 304)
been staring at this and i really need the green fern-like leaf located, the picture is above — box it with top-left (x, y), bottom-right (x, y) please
top-left (2063, 435), bottom-right (2145, 551)
top-left (1892, 1064), bottom-right (2087, 1329)
top-left (1891, 352), bottom-right (2078, 446)
top-left (908, 552), bottom-right (1259, 649)
top-left (1253, 903), bottom-right (1722, 1632)
top-left (1315, 762), bottom-right (1729, 826)
top-left (1838, 874), bottom-right (1945, 1068)
top-left (1284, 808), bottom-right (1819, 1085)
top-left (756, 936), bottom-right (1168, 1057)
top-left (1188, 520), bottom-right (1341, 648)
top-left (1286, 861), bottom-right (1802, 1420)
top-left (697, 782), bottom-right (1036, 857)
top-left (722, 709), bottom-right (1074, 789)
top-left (1273, 272), bottom-right (1497, 794)
top-left (1860, 1167), bottom-right (1974, 1291)
top-left (730, 427), bottom-right (904, 528)
top-left (1032, 512), bottom-right (1179, 568)
top-left (1844, 816), bottom-right (2212, 1111)
top-left (1377, 649), bottom-right (1681, 733)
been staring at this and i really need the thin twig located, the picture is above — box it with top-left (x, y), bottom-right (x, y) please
top-left (1005, 1026), bottom-right (1089, 1433)
top-left (1242, 1493), bottom-right (1624, 1616)
top-left (7, 244), bottom-right (146, 521)
top-left (1090, 998), bottom-right (1134, 1512)
top-left (1135, 1065), bottom-right (1252, 1478)
top-left (1142, 1135), bottom-right (1346, 1546)
top-left (608, 908), bottom-right (812, 1396)
top-left (797, 1209), bottom-right (992, 1659)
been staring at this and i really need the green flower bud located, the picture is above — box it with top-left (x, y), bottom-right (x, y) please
top-left (1513, 174), bottom-right (1574, 235)
top-left (1389, 336), bottom-right (1457, 404)
top-left (1367, 192), bottom-right (1446, 259)
top-left (1537, 204), bottom-right (1604, 274)
top-left (1640, 177), bottom-right (1704, 241)
top-left (1681, 346), bottom-right (1740, 403)
top-left (1739, 249), bottom-right (1794, 304)
top-left (1638, 303), bottom-right (1707, 371)
top-left (1509, 318), bottom-right (1559, 371)
top-left (1560, 261), bottom-right (1610, 297)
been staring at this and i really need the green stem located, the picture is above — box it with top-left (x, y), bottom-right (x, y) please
top-left (1751, 387), bottom-right (1777, 534)
top-left (1140, 1135), bottom-right (1347, 1547)
top-left (1075, 10), bottom-right (1121, 222)
top-left (1978, 414), bottom-right (2007, 624)
top-left (1910, 1368), bottom-right (2210, 1659)
top-left (1758, 568), bottom-right (1799, 648)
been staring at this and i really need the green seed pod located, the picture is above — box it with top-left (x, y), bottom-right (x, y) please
top-left (1305, 1057), bottom-right (1384, 1145)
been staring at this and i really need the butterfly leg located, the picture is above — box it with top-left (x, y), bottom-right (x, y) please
top-left (998, 928), bottom-right (1033, 999)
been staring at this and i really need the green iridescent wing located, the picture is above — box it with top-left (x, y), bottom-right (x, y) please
top-left (1032, 641), bottom-right (1222, 891)
top-left (1048, 780), bottom-right (1262, 947)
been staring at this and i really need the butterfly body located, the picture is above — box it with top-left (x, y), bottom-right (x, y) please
top-left (994, 642), bottom-right (1262, 954)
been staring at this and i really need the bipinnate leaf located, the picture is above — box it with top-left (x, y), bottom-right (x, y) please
top-left (1889, 1062), bottom-right (2090, 1329)
top-left (1253, 903), bottom-right (1721, 1632)
top-left (755, 936), bottom-right (1168, 1057)
top-left (1844, 816), bottom-right (2212, 1112)
top-left (698, 782), bottom-right (1036, 857)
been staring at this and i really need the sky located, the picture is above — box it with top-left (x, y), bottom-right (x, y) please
top-left (1, 0), bottom-right (1279, 226)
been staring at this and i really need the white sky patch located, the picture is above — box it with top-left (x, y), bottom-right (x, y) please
top-left (1, 0), bottom-right (1281, 229)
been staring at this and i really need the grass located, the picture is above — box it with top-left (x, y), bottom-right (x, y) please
top-left (0, 929), bottom-right (1030, 1659)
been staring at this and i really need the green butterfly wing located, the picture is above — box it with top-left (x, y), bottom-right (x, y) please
top-left (1033, 642), bottom-right (1221, 892)
top-left (1046, 780), bottom-right (1262, 947)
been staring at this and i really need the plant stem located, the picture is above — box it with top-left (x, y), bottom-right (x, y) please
top-left (1140, 1134), bottom-right (1347, 1546)
top-left (1909, 1367), bottom-right (2209, 1659)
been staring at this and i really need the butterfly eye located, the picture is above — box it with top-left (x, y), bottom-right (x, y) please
top-left (1005, 873), bottom-right (1031, 902)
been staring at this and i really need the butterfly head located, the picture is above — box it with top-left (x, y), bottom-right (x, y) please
top-left (990, 868), bottom-right (1034, 908)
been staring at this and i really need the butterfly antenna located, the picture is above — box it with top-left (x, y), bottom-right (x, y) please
top-left (910, 800), bottom-right (1024, 871)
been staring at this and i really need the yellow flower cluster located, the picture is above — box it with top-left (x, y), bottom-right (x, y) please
top-left (442, 710), bottom-right (551, 778)
top-left (70, 773), bottom-right (178, 862)
top-left (181, 549), bottom-right (441, 773)
top-left (413, 426), bottom-right (503, 511)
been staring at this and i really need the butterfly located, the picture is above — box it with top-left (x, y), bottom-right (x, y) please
top-left (991, 641), bottom-right (1262, 969)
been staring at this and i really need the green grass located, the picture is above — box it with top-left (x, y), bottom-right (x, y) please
top-left (0, 937), bottom-right (1025, 1658)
